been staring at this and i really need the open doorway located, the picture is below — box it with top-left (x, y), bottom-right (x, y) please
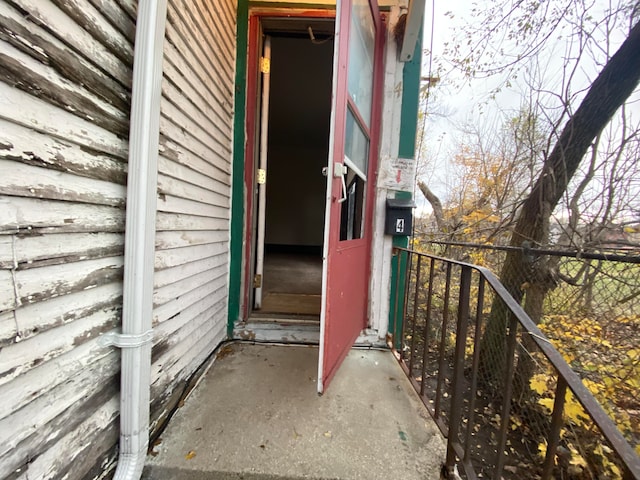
top-left (251, 17), bottom-right (335, 321)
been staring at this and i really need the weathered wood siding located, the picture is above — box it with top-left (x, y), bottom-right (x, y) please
top-left (0, 0), bottom-right (236, 477)
top-left (150, 0), bottom-right (235, 433)
top-left (0, 0), bottom-right (134, 477)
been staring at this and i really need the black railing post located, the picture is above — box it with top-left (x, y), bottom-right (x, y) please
top-left (541, 377), bottom-right (567, 480)
top-left (434, 262), bottom-right (453, 419)
top-left (445, 265), bottom-right (473, 474)
top-left (464, 276), bottom-right (485, 463)
top-left (420, 258), bottom-right (436, 397)
top-left (388, 248), bottom-right (640, 480)
top-left (493, 312), bottom-right (519, 479)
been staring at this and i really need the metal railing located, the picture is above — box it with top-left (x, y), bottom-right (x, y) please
top-left (390, 247), bottom-right (640, 480)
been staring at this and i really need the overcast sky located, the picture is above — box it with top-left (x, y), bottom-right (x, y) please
top-left (415, 1), bottom-right (640, 219)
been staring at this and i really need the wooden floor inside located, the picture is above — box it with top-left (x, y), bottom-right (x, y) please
top-left (254, 252), bottom-right (322, 319)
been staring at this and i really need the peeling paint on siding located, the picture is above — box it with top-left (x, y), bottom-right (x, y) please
top-left (0, 0), bottom-right (131, 477)
top-left (0, 0), bottom-right (236, 477)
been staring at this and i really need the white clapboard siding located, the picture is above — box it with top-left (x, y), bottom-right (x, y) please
top-left (0, 119), bottom-right (127, 185)
top-left (0, 39), bottom-right (129, 135)
top-left (0, 196), bottom-right (126, 234)
top-left (150, 316), bottom-right (226, 407)
top-left (0, 311), bottom-right (16, 347)
top-left (153, 275), bottom-right (226, 326)
top-left (146, 0), bottom-right (235, 443)
top-left (153, 301), bottom-right (226, 373)
top-left (86, 0), bottom-right (136, 43)
top-left (155, 242), bottom-right (228, 269)
top-left (14, 282), bottom-right (123, 341)
top-left (194, 0), bottom-right (236, 64)
top-left (155, 255), bottom-right (228, 290)
top-left (0, 269), bottom-right (15, 312)
top-left (0, 233), bottom-right (125, 269)
top-left (158, 155), bottom-right (229, 196)
top-left (0, 0), bottom-right (132, 477)
top-left (162, 51), bottom-right (233, 141)
top-left (154, 285), bottom-right (227, 344)
top-left (151, 312), bottom-right (226, 396)
top-left (153, 267), bottom-right (227, 308)
top-left (162, 72), bottom-right (232, 146)
top-left (0, 353), bottom-right (120, 478)
top-left (114, 0), bottom-right (136, 22)
top-left (160, 111), bottom-right (231, 176)
top-left (0, 1), bottom-right (130, 109)
top-left (14, 256), bottom-right (123, 306)
top-left (167, 3), bottom-right (234, 85)
top-left (155, 229), bottom-right (229, 250)
top-left (0, 236), bottom-right (11, 266)
top-left (166, 4), bottom-right (233, 106)
top-left (0, 160), bottom-right (126, 207)
top-left (159, 144), bottom-right (231, 187)
top-left (1, 0), bottom-right (237, 476)
top-left (0, 83), bottom-right (129, 160)
top-left (25, 397), bottom-right (119, 480)
top-left (157, 173), bottom-right (230, 209)
top-left (0, 305), bottom-right (120, 385)
top-left (156, 211), bottom-right (229, 231)
top-left (9, 0), bottom-right (133, 88)
top-left (49, 0), bottom-right (134, 65)
top-left (0, 337), bottom-right (117, 421)
top-left (157, 195), bottom-right (230, 219)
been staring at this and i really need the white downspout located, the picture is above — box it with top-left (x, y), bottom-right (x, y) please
top-left (101, 1), bottom-right (167, 479)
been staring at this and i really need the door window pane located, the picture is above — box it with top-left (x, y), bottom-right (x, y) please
top-left (344, 107), bottom-right (369, 179)
top-left (347, 0), bottom-right (375, 127)
top-left (339, 171), bottom-right (365, 241)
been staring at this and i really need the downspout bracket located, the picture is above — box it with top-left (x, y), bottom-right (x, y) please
top-left (99, 330), bottom-right (154, 349)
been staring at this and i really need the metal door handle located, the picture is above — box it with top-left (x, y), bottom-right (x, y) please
top-left (334, 162), bottom-right (348, 203)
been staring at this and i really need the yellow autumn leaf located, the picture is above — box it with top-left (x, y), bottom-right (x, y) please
top-left (538, 397), bottom-right (554, 412)
top-left (529, 374), bottom-right (548, 395)
top-left (538, 441), bottom-right (548, 459)
top-left (185, 450), bottom-right (196, 460)
top-left (564, 396), bottom-right (589, 426)
top-left (583, 379), bottom-right (602, 395)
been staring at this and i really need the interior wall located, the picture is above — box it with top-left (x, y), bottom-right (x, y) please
top-left (264, 35), bottom-right (333, 248)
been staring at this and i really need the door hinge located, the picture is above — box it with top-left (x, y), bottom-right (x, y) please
top-left (257, 168), bottom-right (266, 185)
top-left (253, 274), bottom-right (262, 288)
top-left (260, 57), bottom-right (270, 74)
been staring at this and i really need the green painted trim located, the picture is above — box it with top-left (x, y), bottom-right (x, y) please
top-left (228, 0), bottom-right (249, 338)
top-left (397, 26), bottom-right (423, 159)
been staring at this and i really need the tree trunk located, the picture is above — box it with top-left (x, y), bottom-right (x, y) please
top-left (418, 181), bottom-right (446, 233)
top-left (478, 20), bottom-right (640, 389)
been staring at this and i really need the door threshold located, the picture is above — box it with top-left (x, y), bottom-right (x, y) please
top-left (249, 312), bottom-right (320, 324)
top-left (235, 320), bottom-right (320, 344)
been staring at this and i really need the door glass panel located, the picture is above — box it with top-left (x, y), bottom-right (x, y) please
top-left (347, 0), bottom-right (375, 127)
top-left (340, 172), bottom-right (365, 241)
top-left (344, 108), bottom-right (369, 179)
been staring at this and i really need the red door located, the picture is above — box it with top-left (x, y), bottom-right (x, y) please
top-left (318, 0), bottom-right (384, 393)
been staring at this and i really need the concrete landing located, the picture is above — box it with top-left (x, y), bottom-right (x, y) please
top-left (143, 343), bottom-right (445, 480)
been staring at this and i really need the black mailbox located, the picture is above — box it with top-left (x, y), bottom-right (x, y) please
top-left (385, 198), bottom-right (415, 236)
